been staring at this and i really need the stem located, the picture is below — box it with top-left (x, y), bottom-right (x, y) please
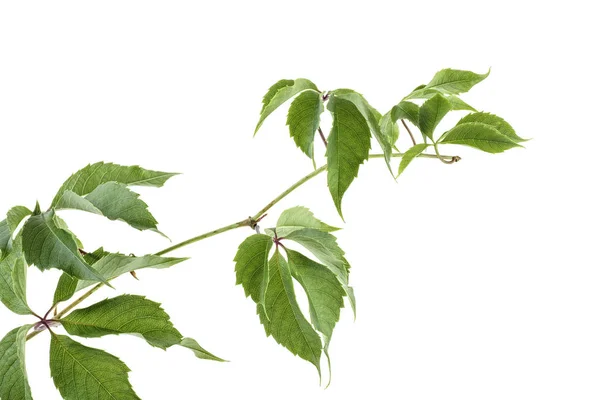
top-left (318, 127), bottom-right (328, 147)
top-left (401, 120), bottom-right (417, 146)
top-left (28, 150), bottom-right (460, 342)
top-left (433, 143), bottom-right (459, 164)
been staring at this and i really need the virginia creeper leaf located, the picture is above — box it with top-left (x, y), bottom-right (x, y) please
top-left (258, 250), bottom-right (322, 373)
top-left (22, 210), bottom-right (109, 284)
top-left (439, 122), bottom-right (522, 153)
top-left (457, 112), bottom-right (526, 142)
top-left (398, 144), bottom-right (430, 177)
top-left (326, 95), bottom-right (371, 219)
top-left (0, 219), bottom-right (11, 257)
top-left (50, 334), bottom-right (140, 400)
top-left (84, 182), bottom-right (160, 232)
top-left (0, 237), bottom-right (31, 315)
top-left (54, 190), bottom-right (103, 215)
top-left (381, 101), bottom-right (420, 145)
top-left (52, 162), bottom-right (177, 208)
top-left (286, 89), bottom-right (324, 159)
top-left (276, 206), bottom-right (340, 233)
top-left (286, 249), bottom-right (344, 344)
top-left (406, 68), bottom-right (490, 98)
top-left (54, 252), bottom-right (186, 304)
top-left (419, 93), bottom-right (452, 140)
top-left (6, 206), bottom-right (32, 234)
top-left (61, 294), bottom-right (183, 349)
top-left (233, 234), bottom-right (273, 314)
top-left (333, 90), bottom-right (393, 175)
top-left (179, 338), bottom-right (226, 362)
top-left (0, 325), bottom-right (33, 400)
top-left (255, 79), bottom-right (319, 134)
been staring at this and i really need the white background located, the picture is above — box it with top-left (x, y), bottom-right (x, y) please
top-left (1, 1), bottom-right (598, 399)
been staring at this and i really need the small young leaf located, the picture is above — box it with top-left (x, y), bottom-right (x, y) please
top-left (84, 182), bottom-right (159, 232)
top-left (326, 96), bottom-right (371, 219)
top-left (287, 90), bottom-right (324, 159)
top-left (457, 112), bottom-right (526, 142)
top-left (22, 210), bottom-right (108, 283)
top-left (50, 334), bottom-right (140, 400)
top-left (52, 162), bottom-right (177, 208)
top-left (258, 250), bottom-right (322, 373)
top-left (54, 252), bottom-right (186, 304)
top-left (333, 90), bottom-right (393, 175)
top-left (255, 79), bottom-right (319, 135)
top-left (407, 68), bottom-right (490, 98)
top-left (0, 237), bottom-right (31, 315)
top-left (398, 143), bottom-right (430, 177)
top-left (61, 294), bottom-right (183, 349)
top-left (276, 206), bottom-right (340, 233)
top-left (439, 122), bottom-right (522, 153)
top-left (6, 206), bottom-right (32, 233)
top-left (286, 249), bottom-right (344, 343)
top-left (0, 325), bottom-right (33, 400)
top-left (419, 93), bottom-right (452, 140)
top-left (233, 234), bottom-right (273, 312)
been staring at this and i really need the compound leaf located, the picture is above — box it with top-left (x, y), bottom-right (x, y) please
top-left (419, 93), bottom-right (452, 140)
top-left (0, 325), bottom-right (33, 400)
top-left (287, 89), bottom-right (324, 159)
top-left (398, 143), bottom-right (430, 177)
top-left (326, 96), bottom-right (371, 219)
top-left (52, 162), bottom-right (177, 208)
top-left (255, 79), bottom-right (319, 134)
top-left (22, 210), bottom-right (108, 284)
top-left (50, 334), bottom-right (140, 400)
top-left (439, 122), bottom-right (522, 153)
top-left (258, 250), bottom-right (322, 373)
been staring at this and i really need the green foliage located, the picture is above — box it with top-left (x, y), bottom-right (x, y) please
top-left (0, 68), bottom-right (524, 397)
top-left (22, 210), bottom-right (109, 283)
top-left (0, 325), bottom-right (33, 400)
top-left (287, 89), bottom-right (324, 160)
top-left (50, 334), bottom-right (140, 400)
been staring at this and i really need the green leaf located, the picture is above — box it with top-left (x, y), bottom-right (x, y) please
top-left (439, 122), bottom-right (522, 153)
top-left (22, 210), bottom-right (108, 283)
top-left (0, 237), bottom-right (31, 315)
top-left (0, 219), bottom-right (11, 257)
top-left (258, 250), bottom-right (322, 373)
top-left (0, 325), bottom-right (33, 400)
top-left (50, 334), bottom-right (140, 400)
top-left (406, 68), bottom-right (490, 98)
top-left (54, 190), bottom-right (103, 215)
top-left (6, 206), bottom-right (32, 233)
top-left (419, 93), bottom-right (452, 140)
top-left (52, 162), bottom-right (177, 208)
top-left (398, 143), bottom-right (430, 177)
top-left (61, 294), bottom-right (183, 349)
top-left (286, 90), bottom-right (324, 159)
top-left (457, 112), bottom-right (526, 142)
top-left (326, 95), bottom-right (371, 219)
top-left (333, 90), bottom-right (393, 175)
top-left (286, 249), bottom-right (344, 343)
top-left (84, 182), bottom-right (159, 232)
top-left (283, 228), bottom-right (348, 282)
top-left (255, 79), bottom-right (319, 135)
top-left (446, 95), bottom-right (477, 112)
top-left (179, 338), bottom-right (226, 362)
top-left (276, 206), bottom-right (339, 233)
top-left (233, 234), bottom-right (273, 313)
top-left (380, 101), bottom-right (420, 146)
top-left (54, 252), bottom-right (186, 304)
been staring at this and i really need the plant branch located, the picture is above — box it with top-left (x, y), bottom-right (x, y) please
top-left (28, 150), bottom-right (459, 341)
top-left (433, 143), bottom-right (461, 164)
top-left (401, 120), bottom-right (417, 146)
